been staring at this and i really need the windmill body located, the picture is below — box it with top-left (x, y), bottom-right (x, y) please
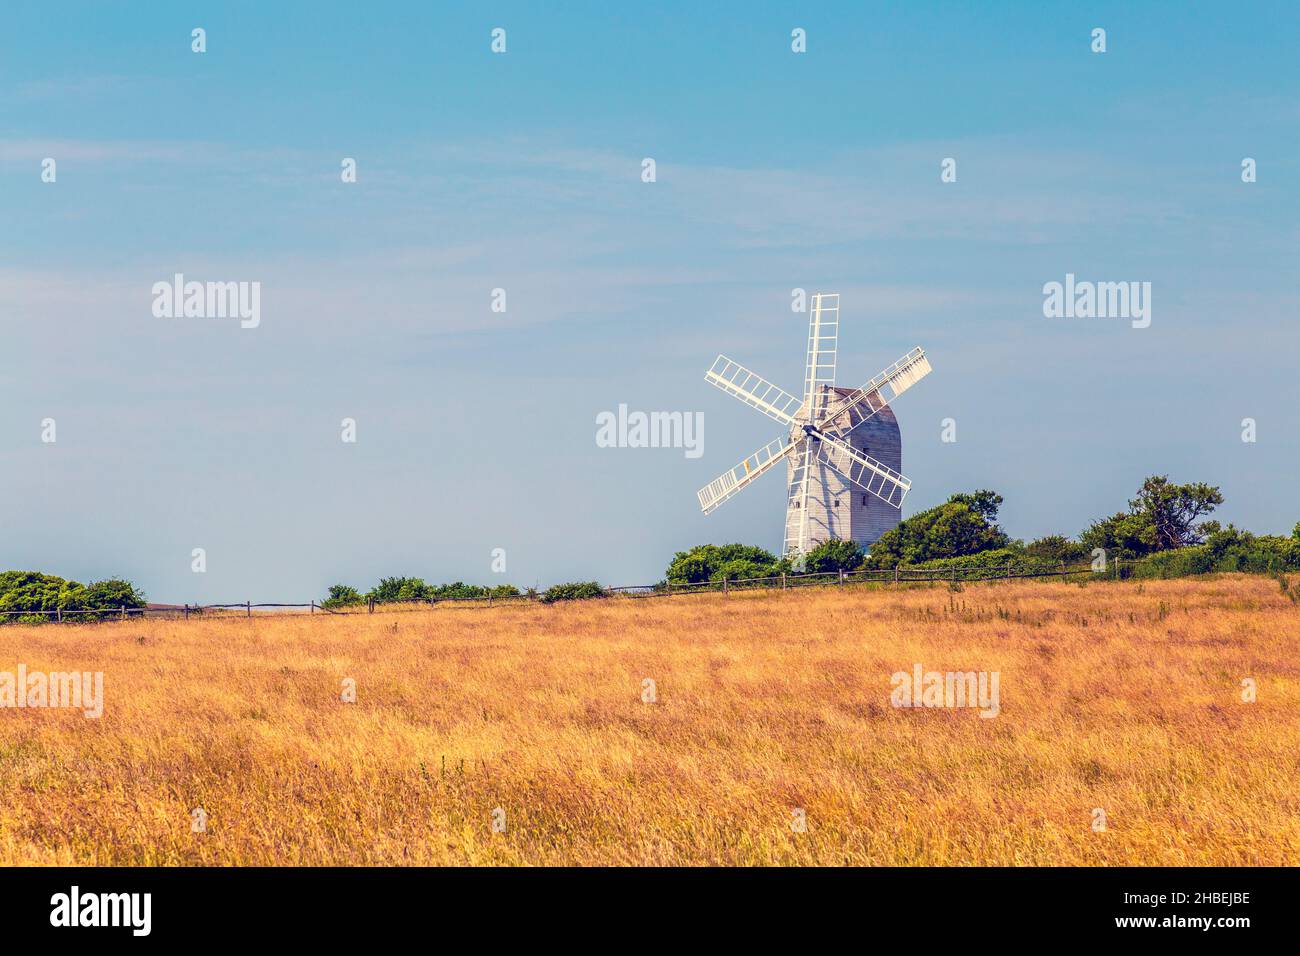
top-left (782, 387), bottom-right (902, 553)
top-left (697, 293), bottom-right (931, 560)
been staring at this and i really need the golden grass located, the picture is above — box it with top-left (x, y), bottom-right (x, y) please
top-left (0, 574), bottom-right (1297, 866)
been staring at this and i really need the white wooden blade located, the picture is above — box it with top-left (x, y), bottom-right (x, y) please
top-left (704, 356), bottom-right (801, 427)
top-left (697, 436), bottom-right (797, 514)
top-left (815, 433), bottom-right (911, 508)
top-left (802, 292), bottom-right (839, 420)
top-left (821, 347), bottom-right (931, 437)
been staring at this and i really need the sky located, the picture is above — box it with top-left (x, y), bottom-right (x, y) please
top-left (2, 1), bottom-right (1297, 602)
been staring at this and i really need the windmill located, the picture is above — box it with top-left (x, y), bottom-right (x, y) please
top-left (696, 293), bottom-right (932, 560)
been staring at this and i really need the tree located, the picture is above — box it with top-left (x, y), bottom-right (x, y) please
top-left (1129, 475), bottom-right (1223, 550)
top-left (1082, 476), bottom-right (1223, 558)
top-left (803, 539), bottom-right (863, 574)
top-left (948, 490), bottom-right (1003, 523)
top-left (864, 490), bottom-right (1010, 568)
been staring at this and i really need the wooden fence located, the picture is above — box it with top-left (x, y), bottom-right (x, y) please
top-left (1, 557), bottom-right (1127, 625)
top-left (0, 601), bottom-right (320, 622)
top-left (608, 558), bottom-right (1116, 597)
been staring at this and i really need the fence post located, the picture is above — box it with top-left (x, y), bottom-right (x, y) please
top-left (723, 576), bottom-right (728, 595)
top-left (120, 605), bottom-right (126, 621)
top-left (56, 607), bottom-right (62, 624)
top-left (246, 600), bottom-right (251, 619)
top-left (781, 572), bottom-right (787, 590)
top-left (838, 569), bottom-right (845, 585)
top-left (368, 598), bottom-right (375, 614)
top-left (310, 600), bottom-right (315, 615)
top-left (894, 566), bottom-right (899, 583)
top-left (184, 604), bottom-right (189, 621)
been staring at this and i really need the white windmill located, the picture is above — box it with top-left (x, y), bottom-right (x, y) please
top-left (696, 293), bottom-right (932, 559)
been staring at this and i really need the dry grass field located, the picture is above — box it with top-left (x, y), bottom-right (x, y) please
top-left (0, 574), bottom-right (1297, 866)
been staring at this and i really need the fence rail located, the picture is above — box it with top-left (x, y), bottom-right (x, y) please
top-left (610, 559), bottom-right (1109, 598)
top-left (1, 558), bottom-right (1133, 626)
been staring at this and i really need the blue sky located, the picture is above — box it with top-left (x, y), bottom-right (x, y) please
top-left (2, 2), bottom-right (1297, 601)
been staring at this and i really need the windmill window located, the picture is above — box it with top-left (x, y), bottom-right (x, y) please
top-left (861, 494), bottom-right (868, 505)
top-left (833, 499), bottom-right (840, 508)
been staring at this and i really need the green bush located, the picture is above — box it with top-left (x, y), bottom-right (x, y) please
top-left (428, 582), bottom-right (522, 600)
top-left (81, 578), bottom-right (147, 609)
top-left (353, 578), bottom-right (523, 604)
top-left (0, 571), bottom-right (145, 624)
top-left (666, 544), bottom-right (787, 584)
top-left (0, 571), bottom-right (81, 619)
top-left (803, 539), bottom-right (864, 574)
top-left (710, 557), bottom-right (779, 582)
top-left (540, 581), bottom-right (606, 604)
top-left (863, 490), bottom-right (1010, 568)
top-left (906, 548), bottom-right (1059, 573)
top-left (1081, 511), bottom-right (1158, 560)
top-left (1023, 535), bottom-right (1090, 564)
top-left (321, 584), bottom-right (364, 609)
top-left (430, 581), bottom-right (485, 600)
top-left (1124, 526), bottom-right (1300, 579)
top-left (1127, 546), bottom-right (1215, 579)
top-left (366, 576), bottom-right (431, 603)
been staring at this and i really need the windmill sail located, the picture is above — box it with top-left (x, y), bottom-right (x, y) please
top-left (815, 433), bottom-right (912, 508)
top-left (802, 292), bottom-right (839, 423)
top-left (697, 436), bottom-right (796, 514)
top-left (704, 356), bottom-right (801, 427)
top-left (820, 347), bottom-right (931, 437)
top-left (783, 440), bottom-right (816, 556)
